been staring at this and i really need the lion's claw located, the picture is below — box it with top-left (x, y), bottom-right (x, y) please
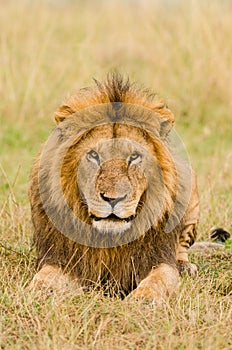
top-left (177, 261), bottom-right (198, 277)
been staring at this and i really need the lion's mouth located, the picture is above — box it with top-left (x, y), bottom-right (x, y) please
top-left (90, 213), bottom-right (134, 223)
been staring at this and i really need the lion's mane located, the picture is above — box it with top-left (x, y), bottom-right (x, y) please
top-left (29, 73), bottom-right (198, 295)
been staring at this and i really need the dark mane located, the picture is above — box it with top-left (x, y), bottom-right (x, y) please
top-left (94, 72), bottom-right (131, 103)
top-left (94, 72), bottom-right (156, 104)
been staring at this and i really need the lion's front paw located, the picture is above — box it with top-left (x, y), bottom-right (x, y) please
top-left (27, 265), bottom-right (82, 295)
top-left (128, 285), bottom-right (163, 305)
top-left (128, 263), bottom-right (180, 305)
top-left (177, 261), bottom-right (198, 277)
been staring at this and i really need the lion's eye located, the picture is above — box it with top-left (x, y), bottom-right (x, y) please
top-left (87, 150), bottom-right (100, 164)
top-left (128, 152), bottom-right (141, 165)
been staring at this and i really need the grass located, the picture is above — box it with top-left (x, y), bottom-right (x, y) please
top-left (0, 0), bottom-right (232, 349)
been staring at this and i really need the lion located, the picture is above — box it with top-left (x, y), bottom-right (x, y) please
top-left (28, 73), bottom-right (200, 303)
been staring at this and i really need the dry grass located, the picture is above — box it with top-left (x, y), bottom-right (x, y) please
top-left (0, 1), bottom-right (232, 349)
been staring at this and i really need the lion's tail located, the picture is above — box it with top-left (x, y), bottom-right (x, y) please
top-left (190, 227), bottom-right (231, 252)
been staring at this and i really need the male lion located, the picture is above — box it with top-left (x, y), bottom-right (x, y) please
top-left (29, 74), bottom-right (199, 303)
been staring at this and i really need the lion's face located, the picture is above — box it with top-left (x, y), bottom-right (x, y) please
top-left (76, 124), bottom-right (163, 234)
top-left (78, 138), bottom-right (149, 233)
top-left (37, 98), bottom-right (179, 247)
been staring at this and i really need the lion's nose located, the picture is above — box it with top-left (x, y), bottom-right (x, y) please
top-left (100, 193), bottom-right (127, 208)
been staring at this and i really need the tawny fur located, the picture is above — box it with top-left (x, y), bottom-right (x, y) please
top-left (29, 73), bottom-right (200, 301)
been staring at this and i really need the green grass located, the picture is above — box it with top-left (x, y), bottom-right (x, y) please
top-left (0, 0), bottom-right (232, 349)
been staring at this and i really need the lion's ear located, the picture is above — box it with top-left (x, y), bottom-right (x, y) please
top-left (54, 104), bottom-right (75, 124)
top-left (159, 116), bottom-right (174, 138)
top-left (153, 104), bottom-right (175, 138)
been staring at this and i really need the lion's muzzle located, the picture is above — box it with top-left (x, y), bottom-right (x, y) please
top-left (85, 158), bottom-right (146, 233)
top-left (100, 193), bottom-right (127, 208)
top-left (96, 159), bottom-right (132, 201)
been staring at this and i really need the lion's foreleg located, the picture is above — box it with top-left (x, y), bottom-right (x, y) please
top-left (128, 263), bottom-right (180, 304)
top-left (28, 265), bottom-right (82, 294)
top-left (176, 246), bottom-right (198, 276)
top-left (176, 223), bottom-right (198, 276)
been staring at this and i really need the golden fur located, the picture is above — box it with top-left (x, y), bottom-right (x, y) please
top-left (28, 74), bottom-right (200, 302)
